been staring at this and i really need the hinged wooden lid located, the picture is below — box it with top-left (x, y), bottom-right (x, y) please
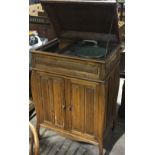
top-left (41, 0), bottom-right (120, 42)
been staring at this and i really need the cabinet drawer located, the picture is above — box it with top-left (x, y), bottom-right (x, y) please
top-left (32, 54), bottom-right (102, 80)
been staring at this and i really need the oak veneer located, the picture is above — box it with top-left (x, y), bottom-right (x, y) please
top-left (31, 49), bottom-right (120, 155)
top-left (31, 1), bottom-right (120, 154)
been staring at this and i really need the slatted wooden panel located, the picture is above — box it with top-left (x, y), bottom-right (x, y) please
top-left (105, 63), bottom-right (120, 129)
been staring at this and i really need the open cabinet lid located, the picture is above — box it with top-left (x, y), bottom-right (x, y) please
top-left (41, 0), bottom-right (120, 42)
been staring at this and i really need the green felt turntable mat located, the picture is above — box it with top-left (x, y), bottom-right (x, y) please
top-left (74, 46), bottom-right (107, 58)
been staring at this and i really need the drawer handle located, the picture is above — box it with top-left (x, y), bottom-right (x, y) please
top-left (68, 106), bottom-right (72, 111)
top-left (62, 105), bottom-right (66, 110)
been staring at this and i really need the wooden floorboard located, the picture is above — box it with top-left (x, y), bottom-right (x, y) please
top-left (65, 142), bottom-right (80, 155)
top-left (57, 139), bottom-right (72, 155)
top-left (48, 141), bottom-right (64, 155)
top-left (30, 115), bottom-right (124, 155)
top-left (74, 145), bottom-right (87, 155)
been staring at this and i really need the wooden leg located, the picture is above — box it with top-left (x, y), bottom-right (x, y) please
top-left (30, 133), bottom-right (34, 155)
top-left (36, 122), bottom-right (41, 138)
top-left (112, 118), bottom-right (116, 131)
top-left (99, 143), bottom-right (103, 155)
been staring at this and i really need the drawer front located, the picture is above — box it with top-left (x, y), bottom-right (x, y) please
top-left (32, 54), bottom-right (102, 80)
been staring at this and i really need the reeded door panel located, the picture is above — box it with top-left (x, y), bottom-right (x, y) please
top-left (34, 71), bottom-right (66, 129)
top-left (68, 79), bottom-right (99, 139)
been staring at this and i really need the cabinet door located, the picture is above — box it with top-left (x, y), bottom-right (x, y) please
top-left (67, 79), bottom-right (99, 139)
top-left (32, 71), bottom-right (66, 129)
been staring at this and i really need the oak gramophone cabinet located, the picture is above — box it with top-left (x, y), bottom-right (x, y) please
top-left (31, 0), bottom-right (121, 154)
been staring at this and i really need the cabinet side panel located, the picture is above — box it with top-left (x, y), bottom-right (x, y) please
top-left (107, 76), bottom-right (114, 125)
top-left (105, 63), bottom-right (120, 129)
top-left (112, 64), bottom-right (120, 122)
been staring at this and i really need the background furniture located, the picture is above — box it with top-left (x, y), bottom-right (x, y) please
top-left (29, 122), bottom-right (39, 155)
top-left (29, 3), bottom-right (56, 40)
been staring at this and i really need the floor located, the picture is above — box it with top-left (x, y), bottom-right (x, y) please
top-left (30, 79), bottom-right (125, 155)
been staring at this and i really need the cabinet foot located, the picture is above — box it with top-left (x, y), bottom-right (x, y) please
top-left (111, 119), bottom-right (116, 131)
top-left (99, 143), bottom-right (103, 155)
